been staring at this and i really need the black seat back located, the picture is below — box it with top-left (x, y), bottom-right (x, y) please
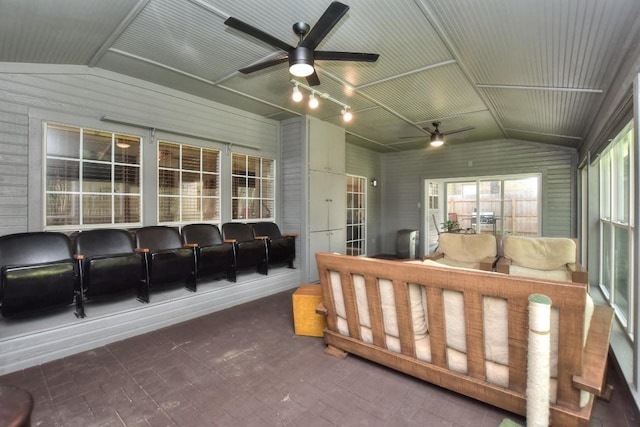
top-left (182, 224), bottom-right (224, 247)
top-left (250, 222), bottom-right (282, 238)
top-left (75, 229), bottom-right (134, 257)
top-left (222, 223), bottom-right (256, 242)
top-left (135, 226), bottom-right (182, 252)
top-left (0, 232), bottom-right (73, 265)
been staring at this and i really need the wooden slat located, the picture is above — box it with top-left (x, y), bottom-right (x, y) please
top-left (340, 271), bottom-right (361, 340)
top-left (365, 275), bottom-right (387, 348)
top-left (393, 279), bottom-right (416, 357)
top-left (426, 286), bottom-right (447, 367)
top-left (556, 304), bottom-right (585, 408)
top-left (464, 291), bottom-right (485, 380)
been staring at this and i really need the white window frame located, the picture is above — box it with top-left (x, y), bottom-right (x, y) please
top-left (43, 122), bottom-right (142, 230)
top-left (231, 153), bottom-right (275, 221)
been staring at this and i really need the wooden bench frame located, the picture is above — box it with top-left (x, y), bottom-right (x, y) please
top-left (315, 253), bottom-right (613, 427)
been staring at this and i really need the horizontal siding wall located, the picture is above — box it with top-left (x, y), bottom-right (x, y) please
top-left (0, 64), bottom-right (280, 231)
top-left (0, 101), bottom-right (29, 235)
top-left (346, 143), bottom-right (382, 255)
top-left (382, 139), bottom-right (576, 254)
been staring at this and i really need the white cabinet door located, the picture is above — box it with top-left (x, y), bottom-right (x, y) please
top-left (309, 171), bottom-right (346, 232)
top-left (308, 228), bottom-right (346, 282)
top-left (308, 118), bottom-right (345, 173)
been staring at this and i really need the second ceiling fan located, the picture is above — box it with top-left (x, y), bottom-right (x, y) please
top-left (224, 1), bottom-right (379, 86)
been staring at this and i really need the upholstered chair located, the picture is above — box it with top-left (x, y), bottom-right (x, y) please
top-left (250, 222), bottom-right (297, 268)
top-left (496, 236), bottom-right (587, 284)
top-left (181, 223), bottom-right (236, 282)
top-left (423, 233), bottom-right (498, 271)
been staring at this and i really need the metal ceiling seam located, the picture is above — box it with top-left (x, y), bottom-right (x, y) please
top-left (354, 59), bottom-right (456, 90)
top-left (87, 0), bottom-right (150, 67)
top-left (186, 0), bottom-right (230, 20)
top-left (412, 0), bottom-right (508, 139)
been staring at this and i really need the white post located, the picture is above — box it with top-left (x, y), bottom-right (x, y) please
top-left (527, 294), bottom-right (552, 427)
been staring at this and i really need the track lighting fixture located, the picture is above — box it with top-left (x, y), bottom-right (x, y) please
top-left (308, 92), bottom-right (319, 109)
top-left (341, 108), bottom-right (353, 122)
top-left (292, 85), bottom-right (303, 102)
top-left (290, 79), bottom-right (353, 122)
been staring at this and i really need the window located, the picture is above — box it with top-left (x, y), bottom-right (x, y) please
top-left (445, 175), bottom-right (540, 236)
top-left (231, 153), bottom-right (275, 220)
top-left (158, 141), bottom-right (220, 224)
top-left (45, 123), bottom-right (141, 228)
top-left (599, 120), bottom-right (634, 334)
top-left (347, 175), bottom-right (366, 256)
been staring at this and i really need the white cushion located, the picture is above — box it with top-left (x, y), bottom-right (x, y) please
top-left (504, 236), bottom-right (576, 270)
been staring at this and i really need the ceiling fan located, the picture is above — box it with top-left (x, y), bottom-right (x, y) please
top-left (401, 121), bottom-right (475, 147)
top-left (224, 1), bottom-right (379, 86)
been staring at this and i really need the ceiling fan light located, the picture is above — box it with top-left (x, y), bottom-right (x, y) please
top-left (289, 47), bottom-right (314, 77)
top-left (430, 132), bottom-right (444, 147)
top-left (292, 85), bottom-right (303, 102)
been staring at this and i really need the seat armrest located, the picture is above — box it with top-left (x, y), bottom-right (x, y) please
top-left (282, 233), bottom-right (298, 238)
top-left (224, 239), bottom-right (237, 244)
top-left (423, 253), bottom-right (444, 261)
top-left (572, 305), bottom-right (614, 395)
top-left (496, 257), bottom-right (511, 274)
top-left (255, 235), bottom-right (269, 240)
top-left (479, 256), bottom-right (499, 271)
top-left (135, 248), bottom-right (150, 253)
top-left (315, 302), bottom-right (327, 315)
top-left (568, 263), bottom-right (589, 285)
top-left (73, 254), bottom-right (85, 261)
top-left (183, 243), bottom-right (198, 249)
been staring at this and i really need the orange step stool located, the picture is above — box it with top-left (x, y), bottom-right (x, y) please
top-left (292, 284), bottom-right (327, 337)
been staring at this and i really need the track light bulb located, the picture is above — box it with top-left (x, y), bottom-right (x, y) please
top-left (292, 85), bottom-right (303, 102)
top-left (309, 93), bottom-right (319, 109)
top-left (341, 108), bottom-right (353, 122)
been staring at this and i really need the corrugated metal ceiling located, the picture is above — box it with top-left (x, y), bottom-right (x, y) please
top-left (1, 0), bottom-right (639, 152)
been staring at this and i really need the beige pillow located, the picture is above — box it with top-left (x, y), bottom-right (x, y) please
top-left (504, 236), bottom-right (575, 270)
top-left (439, 233), bottom-right (496, 263)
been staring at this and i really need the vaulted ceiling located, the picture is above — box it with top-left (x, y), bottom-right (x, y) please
top-left (1, 0), bottom-right (639, 152)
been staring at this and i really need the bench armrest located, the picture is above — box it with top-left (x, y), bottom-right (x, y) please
top-left (568, 263), bottom-right (589, 285)
top-left (572, 305), bottom-right (614, 395)
top-left (423, 253), bottom-right (444, 262)
top-left (479, 256), bottom-right (499, 271)
top-left (496, 256), bottom-right (511, 274)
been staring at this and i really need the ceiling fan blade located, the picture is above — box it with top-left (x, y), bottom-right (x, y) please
top-left (306, 71), bottom-right (321, 86)
top-left (301, 1), bottom-right (349, 50)
top-left (314, 51), bottom-right (379, 62)
top-left (238, 56), bottom-right (289, 74)
top-left (224, 17), bottom-right (294, 53)
top-left (443, 126), bottom-right (475, 136)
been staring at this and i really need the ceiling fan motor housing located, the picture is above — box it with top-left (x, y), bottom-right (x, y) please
top-left (289, 47), bottom-right (315, 73)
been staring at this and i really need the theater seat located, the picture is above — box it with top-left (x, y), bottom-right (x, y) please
top-left (181, 223), bottom-right (236, 282)
top-left (134, 226), bottom-right (197, 302)
top-left (74, 228), bottom-right (147, 314)
top-left (222, 223), bottom-right (268, 275)
top-left (0, 232), bottom-right (80, 317)
top-left (250, 222), bottom-right (297, 268)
